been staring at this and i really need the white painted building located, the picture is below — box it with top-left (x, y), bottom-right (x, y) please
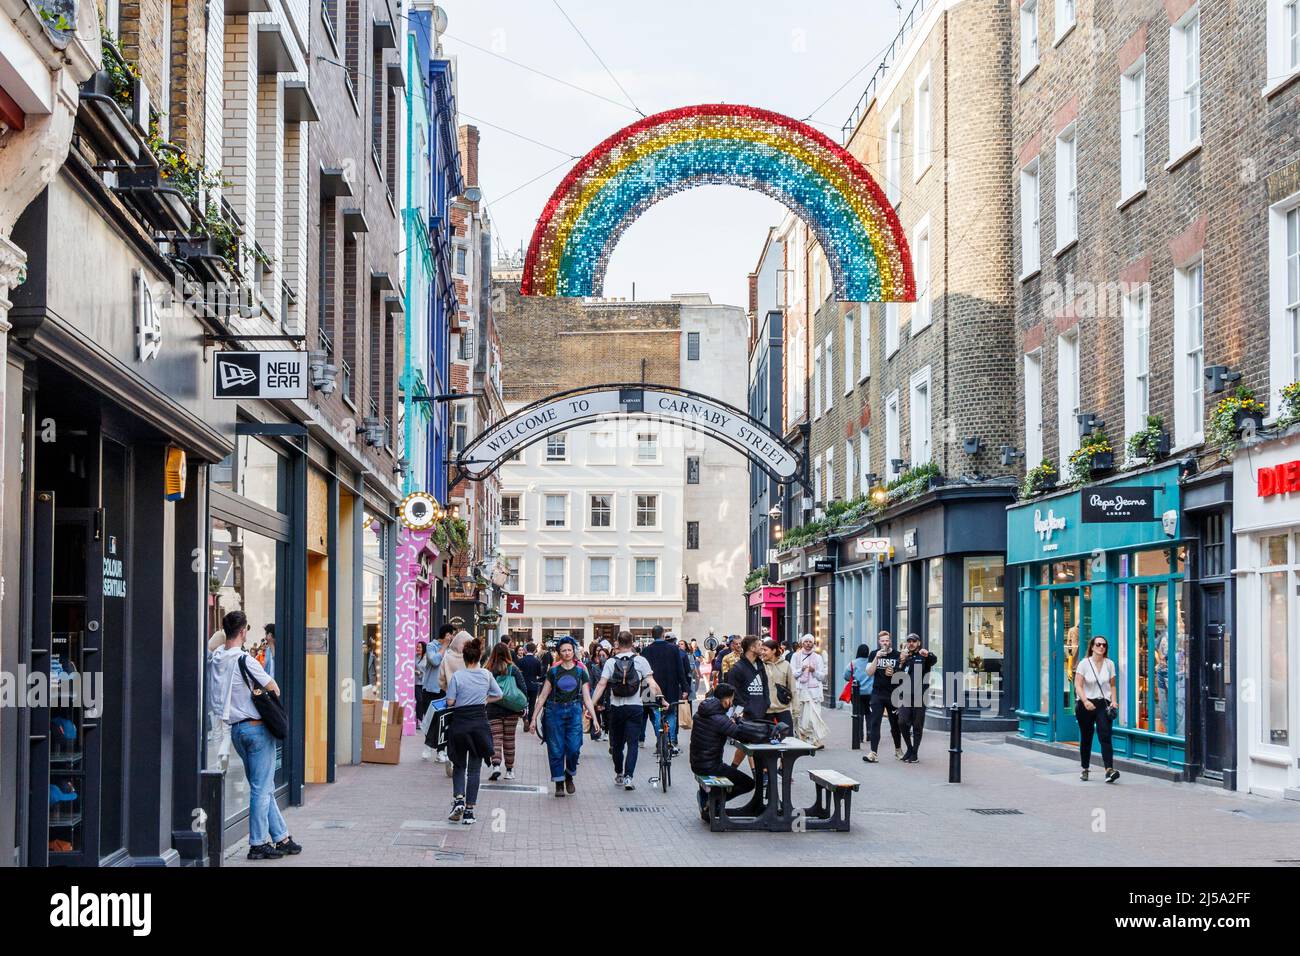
top-left (499, 294), bottom-right (749, 648)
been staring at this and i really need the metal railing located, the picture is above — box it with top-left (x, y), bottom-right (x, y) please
top-left (841, 0), bottom-right (930, 144)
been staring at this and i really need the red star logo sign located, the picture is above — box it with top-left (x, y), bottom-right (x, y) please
top-left (507, 594), bottom-right (524, 614)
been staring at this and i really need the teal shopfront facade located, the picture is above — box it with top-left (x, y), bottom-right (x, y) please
top-left (1008, 465), bottom-right (1192, 774)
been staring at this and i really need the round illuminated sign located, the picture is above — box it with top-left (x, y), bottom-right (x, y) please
top-left (400, 492), bottom-right (440, 531)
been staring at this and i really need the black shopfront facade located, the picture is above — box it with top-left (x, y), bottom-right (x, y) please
top-left (4, 171), bottom-right (236, 866)
top-left (836, 483), bottom-right (1020, 731)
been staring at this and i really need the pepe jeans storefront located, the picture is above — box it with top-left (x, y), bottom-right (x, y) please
top-left (1008, 466), bottom-right (1193, 775)
top-left (1233, 433), bottom-right (1300, 800)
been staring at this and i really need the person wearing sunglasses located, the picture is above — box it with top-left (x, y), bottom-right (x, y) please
top-left (1074, 635), bottom-right (1120, 783)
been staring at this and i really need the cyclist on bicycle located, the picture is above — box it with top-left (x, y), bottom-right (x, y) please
top-left (589, 630), bottom-right (665, 791)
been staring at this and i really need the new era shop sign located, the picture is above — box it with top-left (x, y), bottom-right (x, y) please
top-left (213, 352), bottom-right (308, 400)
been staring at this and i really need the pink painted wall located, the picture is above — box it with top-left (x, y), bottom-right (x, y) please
top-left (396, 528), bottom-right (437, 734)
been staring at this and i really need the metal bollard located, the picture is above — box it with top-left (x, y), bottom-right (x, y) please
top-left (948, 702), bottom-right (963, 783)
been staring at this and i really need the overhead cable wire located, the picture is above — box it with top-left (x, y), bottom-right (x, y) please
top-left (457, 111), bottom-right (581, 158)
top-left (550, 0), bottom-right (646, 117)
top-left (442, 32), bottom-right (642, 115)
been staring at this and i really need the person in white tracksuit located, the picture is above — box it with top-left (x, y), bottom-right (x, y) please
top-left (790, 633), bottom-right (828, 746)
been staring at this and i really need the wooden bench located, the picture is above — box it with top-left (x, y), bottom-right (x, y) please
top-left (805, 768), bottom-right (860, 831)
top-left (695, 774), bottom-right (734, 831)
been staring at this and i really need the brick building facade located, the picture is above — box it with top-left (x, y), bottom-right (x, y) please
top-left (1006, 0), bottom-right (1300, 792)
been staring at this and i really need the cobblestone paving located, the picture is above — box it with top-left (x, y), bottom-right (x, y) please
top-left (227, 709), bottom-right (1300, 867)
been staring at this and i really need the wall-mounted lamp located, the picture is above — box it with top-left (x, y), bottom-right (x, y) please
top-left (962, 436), bottom-right (983, 455)
top-left (1000, 446), bottom-right (1023, 467)
top-left (308, 350), bottom-right (338, 394)
top-left (1204, 365), bottom-right (1242, 394)
top-left (889, 458), bottom-right (905, 476)
top-left (362, 417), bottom-right (387, 447)
top-left (1077, 413), bottom-right (1105, 436)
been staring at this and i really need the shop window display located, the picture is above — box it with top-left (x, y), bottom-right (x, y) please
top-left (1262, 534), bottom-right (1290, 747)
top-left (925, 559), bottom-right (943, 705)
top-left (963, 557), bottom-right (1005, 702)
top-left (362, 513), bottom-right (387, 698)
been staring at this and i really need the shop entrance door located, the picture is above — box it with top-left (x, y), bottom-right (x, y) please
top-left (593, 623), bottom-right (618, 644)
top-left (29, 499), bottom-right (104, 866)
top-left (1200, 586), bottom-right (1228, 778)
top-left (1051, 590), bottom-right (1082, 742)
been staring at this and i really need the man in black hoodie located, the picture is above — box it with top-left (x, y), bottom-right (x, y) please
top-left (689, 683), bottom-right (754, 822)
top-left (897, 633), bottom-right (938, 762)
top-left (727, 635), bottom-right (769, 722)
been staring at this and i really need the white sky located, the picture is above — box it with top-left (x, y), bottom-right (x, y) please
top-left (442, 0), bottom-right (902, 308)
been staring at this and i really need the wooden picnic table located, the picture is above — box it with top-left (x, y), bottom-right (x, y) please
top-left (720, 737), bottom-right (821, 832)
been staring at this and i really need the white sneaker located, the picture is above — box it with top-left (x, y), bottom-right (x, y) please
top-left (504, 769), bottom-right (515, 780)
top-left (614, 774), bottom-right (624, 787)
top-left (421, 746), bottom-right (433, 761)
top-left (435, 751), bottom-right (448, 763)
top-left (623, 778), bottom-right (636, 791)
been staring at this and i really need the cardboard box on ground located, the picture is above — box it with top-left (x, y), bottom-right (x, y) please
top-left (362, 700), bottom-right (405, 764)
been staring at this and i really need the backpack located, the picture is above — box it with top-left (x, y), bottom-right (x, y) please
top-left (609, 654), bottom-right (643, 699)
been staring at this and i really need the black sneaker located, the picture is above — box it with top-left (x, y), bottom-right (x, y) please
top-left (564, 774), bottom-right (576, 794)
top-left (555, 781), bottom-right (566, 797)
top-left (247, 842), bottom-right (284, 861)
top-left (1105, 768), bottom-right (1121, 783)
top-left (448, 799), bottom-right (465, 822)
top-left (275, 836), bottom-right (303, 855)
top-left (461, 807), bottom-right (477, 826)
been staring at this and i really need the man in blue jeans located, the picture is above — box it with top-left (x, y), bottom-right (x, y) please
top-left (641, 625), bottom-right (689, 754)
top-left (589, 630), bottom-right (665, 790)
top-left (208, 610), bottom-right (302, 860)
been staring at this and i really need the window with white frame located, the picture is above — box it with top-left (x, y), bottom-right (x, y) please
top-left (910, 366), bottom-right (932, 467)
top-left (1269, 199), bottom-right (1300, 416)
top-left (1024, 350), bottom-right (1043, 465)
top-left (1055, 0), bottom-right (1075, 42)
top-left (826, 446), bottom-right (836, 501)
top-left (455, 246), bottom-right (468, 275)
top-left (1055, 124), bottom-right (1078, 250)
top-left (1121, 59), bottom-right (1147, 199)
top-left (635, 494), bottom-right (658, 528)
top-left (587, 430), bottom-right (616, 466)
top-left (812, 245), bottom-right (824, 304)
top-left (860, 431), bottom-right (872, 493)
top-left (824, 332), bottom-right (835, 411)
top-left (161, 1), bottom-right (172, 137)
top-left (844, 311), bottom-right (855, 392)
top-left (1267, 0), bottom-right (1300, 88)
top-left (859, 307), bottom-right (871, 380)
top-left (913, 65), bottom-right (932, 179)
top-left (636, 432), bottom-right (658, 463)
top-left (1020, 0), bottom-right (1040, 78)
top-left (1020, 159), bottom-right (1041, 276)
top-left (634, 557), bottom-right (657, 594)
top-left (588, 557), bottom-right (611, 594)
top-left (813, 344), bottom-right (824, 418)
top-left (501, 494), bottom-right (522, 526)
top-left (886, 390), bottom-right (901, 477)
top-left (546, 433), bottom-right (567, 462)
top-left (845, 440), bottom-right (855, 500)
top-left (453, 404), bottom-right (468, 452)
top-left (544, 493), bottom-right (568, 528)
top-left (543, 557), bottom-right (565, 593)
top-left (886, 110), bottom-right (902, 205)
top-left (1123, 285), bottom-right (1152, 450)
top-left (504, 556), bottom-right (520, 593)
top-left (886, 303), bottom-right (900, 358)
top-left (1057, 329), bottom-right (1081, 471)
top-left (589, 493), bottom-right (612, 528)
top-left (814, 456), bottom-right (823, 504)
top-left (1169, 7), bottom-right (1201, 158)
top-left (1174, 260), bottom-right (1205, 445)
top-left (912, 217), bottom-right (931, 334)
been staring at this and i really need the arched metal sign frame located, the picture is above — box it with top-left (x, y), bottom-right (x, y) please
top-left (454, 383), bottom-right (806, 489)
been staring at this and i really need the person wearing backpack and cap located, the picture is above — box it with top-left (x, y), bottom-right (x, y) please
top-left (589, 630), bottom-right (666, 790)
top-left (528, 635), bottom-right (600, 796)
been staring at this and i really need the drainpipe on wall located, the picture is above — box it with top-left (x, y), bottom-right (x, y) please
top-left (402, 32), bottom-right (416, 496)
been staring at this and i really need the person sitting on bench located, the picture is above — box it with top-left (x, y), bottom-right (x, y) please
top-left (689, 682), bottom-right (755, 822)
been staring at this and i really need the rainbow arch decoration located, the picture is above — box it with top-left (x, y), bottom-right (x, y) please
top-left (521, 104), bottom-right (915, 303)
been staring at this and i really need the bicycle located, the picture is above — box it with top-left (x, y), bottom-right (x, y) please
top-left (646, 698), bottom-right (674, 793)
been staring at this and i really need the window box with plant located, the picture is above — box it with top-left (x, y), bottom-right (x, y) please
top-left (1125, 415), bottom-right (1171, 463)
top-left (1019, 459), bottom-right (1058, 499)
top-left (1207, 386), bottom-right (1268, 454)
top-left (78, 33), bottom-right (147, 163)
top-left (885, 461), bottom-right (942, 503)
top-left (1067, 430), bottom-right (1115, 486)
top-left (743, 567), bottom-right (769, 594)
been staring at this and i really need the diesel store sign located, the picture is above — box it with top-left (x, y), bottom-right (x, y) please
top-left (213, 351), bottom-right (309, 399)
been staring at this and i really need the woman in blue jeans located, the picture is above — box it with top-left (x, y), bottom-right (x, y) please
top-left (527, 636), bottom-right (599, 797)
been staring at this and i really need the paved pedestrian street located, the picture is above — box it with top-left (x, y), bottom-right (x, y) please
top-left (227, 709), bottom-right (1300, 867)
